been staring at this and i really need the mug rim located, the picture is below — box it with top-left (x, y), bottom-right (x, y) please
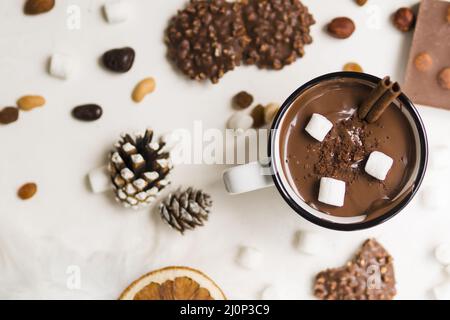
top-left (268, 71), bottom-right (429, 231)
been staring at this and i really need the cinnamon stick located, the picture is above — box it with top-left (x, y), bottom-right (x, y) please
top-left (366, 82), bottom-right (401, 123)
top-left (358, 76), bottom-right (392, 119)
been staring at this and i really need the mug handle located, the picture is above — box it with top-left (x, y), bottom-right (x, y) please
top-left (223, 159), bottom-right (274, 195)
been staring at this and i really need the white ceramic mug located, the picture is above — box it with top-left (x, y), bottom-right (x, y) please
top-left (223, 72), bottom-right (428, 231)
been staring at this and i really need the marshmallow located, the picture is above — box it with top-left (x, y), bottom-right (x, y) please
top-left (365, 151), bottom-right (393, 181)
top-left (260, 285), bottom-right (279, 300)
top-left (294, 230), bottom-right (326, 255)
top-left (103, 0), bottom-right (129, 24)
top-left (421, 186), bottom-right (445, 210)
top-left (318, 177), bottom-right (346, 207)
top-left (227, 113), bottom-right (253, 134)
top-left (445, 265), bottom-right (450, 276)
top-left (429, 146), bottom-right (450, 171)
top-left (433, 281), bottom-right (450, 300)
top-left (237, 246), bottom-right (263, 270)
top-left (88, 166), bottom-right (112, 193)
top-left (435, 243), bottom-right (450, 265)
top-left (305, 113), bottom-right (333, 142)
top-left (49, 53), bottom-right (74, 80)
top-left (160, 131), bottom-right (182, 153)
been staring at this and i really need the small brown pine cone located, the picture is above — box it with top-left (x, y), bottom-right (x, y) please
top-left (159, 187), bottom-right (212, 234)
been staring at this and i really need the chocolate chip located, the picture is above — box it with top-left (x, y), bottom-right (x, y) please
top-left (72, 104), bottom-right (103, 121)
top-left (233, 91), bottom-right (254, 109)
top-left (242, 0), bottom-right (315, 69)
top-left (0, 107), bottom-right (19, 125)
top-left (251, 104), bottom-right (265, 128)
top-left (102, 47), bottom-right (135, 73)
top-left (165, 0), bottom-right (248, 84)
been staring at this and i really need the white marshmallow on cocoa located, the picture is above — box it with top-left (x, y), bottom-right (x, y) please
top-left (318, 177), bottom-right (346, 207)
top-left (49, 53), bottom-right (74, 80)
top-left (435, 243), bottom-right (450, 265)
top-left (294, 230), bottom-right (326, 255)
top-left (433, 281), bottom-right (450, 300)
top-left (305, 113), bottom-right (333, 142)
top-left (236, 246), bottom-right (263, 270)
top-left (88, 166), bottom-right (111, 193)
top-left (103, 0), bottom-right (130, 24)
top-left (365, 151), bottom-right (393, 181)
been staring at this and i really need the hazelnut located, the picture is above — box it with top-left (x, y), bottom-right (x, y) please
top-left (343, 62), bottom-right (363, 73)
top-left (393, 8), bottom-right (415, 32)
top-left (251, 104), bottom-right (265, 128)
top-left (327, 17), bottom-right (355, 39)
top-left (438, 67), bottom-right (450, 90)
top-left (414, 52), bottom-right (433, 72)
top-left (233, 91), bottom-right (253, 109)
top-left (355, 0), bottom-right (367, 6)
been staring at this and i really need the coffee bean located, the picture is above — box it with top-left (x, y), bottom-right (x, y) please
top-left (102, 47), bottom-right (135, 73)
top-left (72, 104), bottom-right (103, 121)
top-left (0, 107), bottom-right (19, 125)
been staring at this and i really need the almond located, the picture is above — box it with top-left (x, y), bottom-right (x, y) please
top-left (355, 0), bottom-right (367, 6)
top-left (18, 183), bottom-right (37, 200)
top-left (24, 0), bottom-right (55, 15)
top-left (327, 17), bottom-right (355, 39)
top-left (17, 95), bottom-right (46, 111)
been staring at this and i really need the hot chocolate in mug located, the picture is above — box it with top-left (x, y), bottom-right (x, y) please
top-left (223, 72), bottom-right (428, 231)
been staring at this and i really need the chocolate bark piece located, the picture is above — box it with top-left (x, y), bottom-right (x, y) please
top-left (404, 0), bottom-right (450, 110)
top-left (165, 0), bottom-right (249, 84)
top-left (241, 0), bottom-right (315, 70)
top-left (314, 239), bottom-right (396, 300)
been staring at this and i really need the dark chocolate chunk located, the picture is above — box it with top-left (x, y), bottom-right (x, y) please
top-left (165, 0), bottom-right (249, 84)
top-left (233, 91), bottom-right (254, 109)
top-left (102, 47), bottom-right (135, 73)
top-left (72, 104), bottom-right (103, 121)
top-left (242, 0), bottom-right (315, 70)
top-left (0, 107), bottom-right (19, 125)
top-left (314, 239), bottom-right (396, 300)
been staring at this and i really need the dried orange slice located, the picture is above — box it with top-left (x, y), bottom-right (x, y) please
top-left (119, 266), bottom-right (226, 300)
